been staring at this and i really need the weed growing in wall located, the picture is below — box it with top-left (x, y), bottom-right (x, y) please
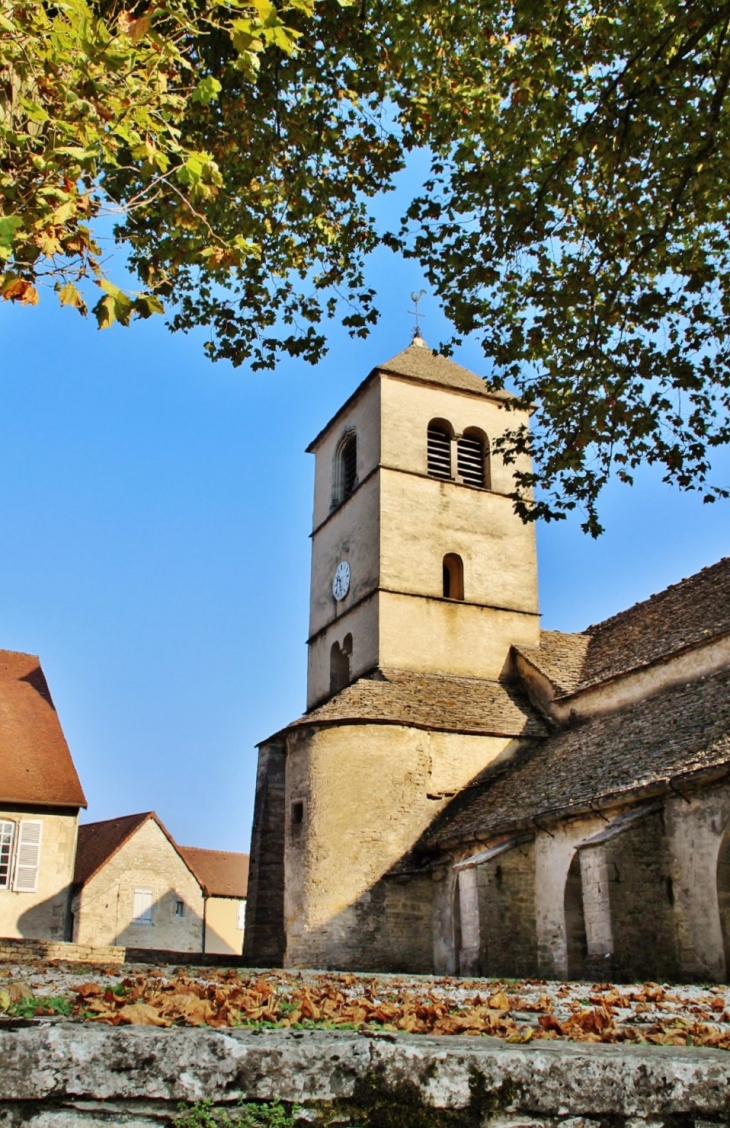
top-left (173, 1098), bottom-right (299, 1127)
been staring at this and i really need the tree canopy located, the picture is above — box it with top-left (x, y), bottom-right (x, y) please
top-left (2, 0), bottom-right (730, 531)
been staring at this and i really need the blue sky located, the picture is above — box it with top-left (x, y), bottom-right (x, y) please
top-left (1, 222), bottom-right (728, 854)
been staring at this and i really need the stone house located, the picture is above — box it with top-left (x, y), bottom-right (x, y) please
top-left (72, 812), bottom-right (205, 951)
top-left (178, 846), bottom-right (249, 955)
top-left (244, 333), bottom-right (730, 982)
top-left (0, 649), bottom-right (86, 942)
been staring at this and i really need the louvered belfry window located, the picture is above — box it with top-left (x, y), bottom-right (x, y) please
top-left (332, 430), bottom-right (358, 508)
top-left (342, 434), bottom-right (357, 498)
top-left (427, 423), bottom-right (452, 479)
top-left (457, 431), bottom-right (487, 488)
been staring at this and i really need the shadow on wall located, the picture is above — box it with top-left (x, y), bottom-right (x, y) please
top-left (15, 886), bottom-right (73, 942)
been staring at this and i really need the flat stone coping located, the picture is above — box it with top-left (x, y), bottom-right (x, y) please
top-left (1, 1025), bottom-right (729, 1116)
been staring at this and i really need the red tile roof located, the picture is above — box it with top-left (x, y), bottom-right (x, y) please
top-left (178, 846), bottom-right (249, 899)
top-left (74, 812), bottom-right (153, 887)
top-left (0, 650), bottom-right (86, 809)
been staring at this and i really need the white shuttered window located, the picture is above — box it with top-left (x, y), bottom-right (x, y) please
top-left (13, 820), bottom-right (42, 892)
top-left (132, 889), bottom-right (153, 925)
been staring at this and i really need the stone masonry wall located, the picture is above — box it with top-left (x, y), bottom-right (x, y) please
top-left (604, 813), bottom-right (680, 982)
top-left (0, 808), bottom-right (78, 943)
top-left (73, 819), bottom-right (204, 951)
top-left (477, 843), bottom-right (538, 978)
top-left (242, 741), bottom-right (286, 967)
top-left (1, 1025), bottom-right (730, 1127)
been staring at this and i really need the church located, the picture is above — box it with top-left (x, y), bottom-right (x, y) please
top-left (243, 333), bottom-right (730, 983)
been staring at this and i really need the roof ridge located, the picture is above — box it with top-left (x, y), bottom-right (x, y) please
top-left (586, 556), bottom-right (730, 635)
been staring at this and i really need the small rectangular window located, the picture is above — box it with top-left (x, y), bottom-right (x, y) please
top-left (291, 800), bottom-right (304, 826)
top-left (236, 900), bottom-right (246, 931)
top-left (0, 822), bottom-right (14, 889)
top-left (132, 888), bottom-right (154, 925)
top-left (174, 899), bottom-right (185, 917)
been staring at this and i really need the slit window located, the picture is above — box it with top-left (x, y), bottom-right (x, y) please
top-left (442, 554), bottom-right (464, 600)
top-left (427, 422), bottom-right (452, 479)
top-left (457, 431), bottom-right (488, 488)
top-left (330, 638), bottom-right (351, 695)
top-left (291, 800), bottom-right (305, 825)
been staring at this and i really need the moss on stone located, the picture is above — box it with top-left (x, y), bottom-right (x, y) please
top-left (320, 1062), bottom-right (521, 1127)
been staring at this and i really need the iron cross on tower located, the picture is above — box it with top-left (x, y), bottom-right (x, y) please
top-left (409, 290), bottom-right (426, 341)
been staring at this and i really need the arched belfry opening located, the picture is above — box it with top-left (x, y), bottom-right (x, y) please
top-left (332, 430), bottom-right (358, 508)
top-left (427, 419), bottom-right (453, 479)
top-left (329, 634), bottom-right (352, 696)
top-left (717, 832), bottom-right (730, 975)
top-left (457, 428), bottom-right (491, 489)
top-left (564, 853), bottom-right (588, 979)
top-left (442, 553), bottom-right (464, 600)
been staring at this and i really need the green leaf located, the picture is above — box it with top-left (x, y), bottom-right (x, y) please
top-left (0, 216), bottom-right (23, 259)
top-left (192, 76), bottom-right (222, 105)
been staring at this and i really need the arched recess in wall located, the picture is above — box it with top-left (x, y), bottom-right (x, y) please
top-left (564, 853), bottom-right (588, 979)
top-left (717, 832), bottom-right (730, 975)
top-left (427, 419), bottom-right (453, 479)
top-left (442, 553), bottom-right (464, 600)
top-left (331, 429), bottom-right (358, 508)
top-left (329, 634), bottom-right (352, 696)
top-left (457, 428), bottom-right (491, 489)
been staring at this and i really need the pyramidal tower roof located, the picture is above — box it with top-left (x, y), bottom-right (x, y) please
top-left (376, 332), bottom-right (512, 401)
top-left (307, 334), bottom-right (511, 451)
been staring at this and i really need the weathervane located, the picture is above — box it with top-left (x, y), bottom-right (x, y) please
top-left (408, 290), bottom-right (426, 340)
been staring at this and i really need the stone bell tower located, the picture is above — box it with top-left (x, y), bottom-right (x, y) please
top-left (305, 332), bottom-right (539, 708)
top-left (244, 335), bottom-right (541, 973)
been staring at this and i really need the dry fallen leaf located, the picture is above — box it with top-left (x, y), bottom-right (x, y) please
top-left (117, 1002), bottom-right (171, 1027)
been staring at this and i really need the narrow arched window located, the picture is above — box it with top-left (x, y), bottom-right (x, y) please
top-left (457, 429), bottom-right (490, 489)
top-left (330, 638), bottom-right (351, 695)
top-left (427, 420), bottom-right (453, 479)
top-left (332, 430), bottom-right (358, 508)
top-left (442, 553), bottom-right (464, 600)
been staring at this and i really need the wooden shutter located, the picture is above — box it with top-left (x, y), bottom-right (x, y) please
top-left (427, 426), bottom-right (452, 479)
top-left (457, 434), bottom-right (485, 487)
top-left (13, 820), bottom-right (42, 893)
top-left (132, 889), bottom-right (153, 924)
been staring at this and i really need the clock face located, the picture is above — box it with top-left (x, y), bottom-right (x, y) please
top-left (332, 560), bottom-right (351, 601)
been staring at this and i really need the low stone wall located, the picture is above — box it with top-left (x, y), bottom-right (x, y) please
top-left (0, 936), bottom-right (246, 967)
top-left (0, 937), bottom-right (124, 965)
top-left (0, 1024), bottom-right (729, 1126)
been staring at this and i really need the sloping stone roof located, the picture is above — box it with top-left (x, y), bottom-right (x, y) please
top-left (0, 650), bottom-right (86, 809)
top-left (377, 338), bottom-right (513, 401)
top-left (288, 668), bottom-right (546, 738)
top-left (178, 846), bottom-right (249, 899)
top-left (513, 630), bottom-right (590, 696)
top-left (513, 557), bottom-right (730, 698)
top-left (425, 664), bottom-right (730, 848)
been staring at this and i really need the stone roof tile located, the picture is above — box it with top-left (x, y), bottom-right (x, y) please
top-left (289, 668), bottom-right (546, 738)
top-left (377, 339), bottom-right (513, 402)
top-left (513, 558), bottom-right (730, 698)
top-left (426, 664), bottom-right (730, 848)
